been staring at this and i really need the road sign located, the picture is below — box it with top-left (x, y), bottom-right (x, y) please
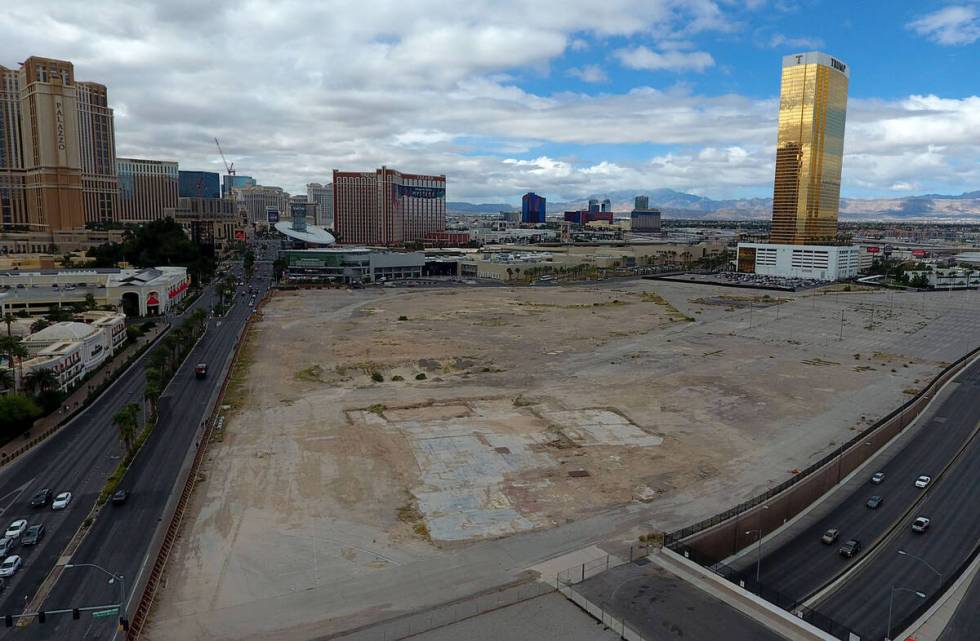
top-left (91, 608), bottom-right (119, 619)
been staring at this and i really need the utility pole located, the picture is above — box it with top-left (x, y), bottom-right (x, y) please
top-left (839, 309), bottom-right (845, 341)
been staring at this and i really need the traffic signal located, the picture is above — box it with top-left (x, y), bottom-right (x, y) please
top-left (4, 614), bottom-right (12, 627)
top-left (37, 611), bottom-right (45, 624)
top-left (73, 608), bottom-right (80, 620)
top-left (119, 617), bottom-right (129, 631)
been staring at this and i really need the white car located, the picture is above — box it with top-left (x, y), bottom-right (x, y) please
top-left (0, 555), bottom-right (21, 577)
top-left (52, 492), bottom-right (72, 510)
top-left (912, 516), bottom-right (931, 533)
top-left (3, 520), bottom-right (27, 540)
top-left (914, 475), bottom-right (931, 489)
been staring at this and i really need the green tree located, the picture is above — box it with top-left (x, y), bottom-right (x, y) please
top-left (23, 368), bottom-right (59, 396)
top-left (0, 368), bottom-right (13, 390)
top-left (84, 293), bottom-right (98, 310)
top-left (243, 249), bottom-right (255, 281)
top-left (113, 402), bottom-right (141, 458)
top-left (2, 313), bottom-right (15, 338)
top-left (0, 336), bottom-right (29, 393)
top-left (0, 394), bottom-right (42, 441)
top-left (144, 381), bottom-right (161, 421)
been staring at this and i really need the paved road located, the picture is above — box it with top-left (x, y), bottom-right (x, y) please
top-left (814, 363), bottom-right (980, 640)
top-left (0, 242), bottom-right (274, 639)
top-left (576, 561), bottom-right (788, 641)
top-left (0, 290), bottom-right (214, 619)
top-left (734, 357), bottom-right (980, 603)
top-left (16, 249), bottom-right (274, 640)
top-left (937, 566), bottom-right (980, 641)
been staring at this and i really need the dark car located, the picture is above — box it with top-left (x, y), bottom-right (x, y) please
top-left (29, 489), bottom-right (53, 508)
top-left (111, 490), bottom-right (128, 506)
top-left (21, 524), bottom-right (44, 546)
top-left (839, 539), bottom-right (861, 558)
top-left (866, 495), bottom-right (883, 509)
top-left (821, 528), bottom-right (840, 544)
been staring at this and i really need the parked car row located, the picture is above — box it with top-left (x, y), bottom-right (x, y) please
top-left (819, 470), bottom-right (934, 559)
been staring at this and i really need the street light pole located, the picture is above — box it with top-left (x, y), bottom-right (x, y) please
top-left (886, 586), bottom-right (925, 641)
top-left (897, 550), bottom-right (943, 589)
top-left (745, 529), bottom-right (762, 584)
top-left (63, 563), bottom-right (126, 613)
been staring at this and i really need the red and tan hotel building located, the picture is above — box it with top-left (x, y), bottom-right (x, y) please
top-left (333, 167), bottom-right (445, 246)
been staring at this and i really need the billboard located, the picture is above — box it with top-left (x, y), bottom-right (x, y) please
top-left (395, 185), bottom-right (445, 199)
top-left (911, 249), bottom-right (928, 258)
top-left (866, 246), bottom-right (880, 254)
top-left (267, 209), bottom-right (280, 223)
top-left (234, 229), bottom-right (246, 241)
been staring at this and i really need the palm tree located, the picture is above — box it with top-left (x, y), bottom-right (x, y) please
top-left (23, 368), bottom-right (59, 395)
top-left (0, 368), bottom-right (14, 391)
top-left (113, 402), bottom-right (141, 459)
top-left (144, 381), bottom-right (161, 421)
top-left (0, 336), bottom-right (29, 393)
top-left (2, 313), bottom-right (15, 338)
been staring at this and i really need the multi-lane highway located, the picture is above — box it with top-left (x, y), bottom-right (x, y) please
top-left (731, 356), bottom-right (980, 606)
top-left (814, 362), bottom-right (980, 640)
top-left (0, 242), bottom-right (274, 640)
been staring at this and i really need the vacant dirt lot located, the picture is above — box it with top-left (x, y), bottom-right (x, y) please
top-left (147, 280), bottom-right (980, 641)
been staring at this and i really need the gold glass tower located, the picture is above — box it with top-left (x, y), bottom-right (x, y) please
top-left (770, 52), bottom-right (849, 245)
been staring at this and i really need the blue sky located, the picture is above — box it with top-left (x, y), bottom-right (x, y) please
top-left (2, 1), bottom-right (978, 203)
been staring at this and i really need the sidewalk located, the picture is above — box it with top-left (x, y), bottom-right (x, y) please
top-left (0, 320), bottom-right (169, 465)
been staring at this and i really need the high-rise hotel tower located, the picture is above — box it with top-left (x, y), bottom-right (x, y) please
top-left (738, 53), bottom-right (858, 281)
top-left (770, 52), bottom-right (849, 245)
top-left (0, 56), bottom-right (118, 231)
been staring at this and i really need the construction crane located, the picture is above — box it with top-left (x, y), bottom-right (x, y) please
top-left (214, 138), bottom-right (235, 176)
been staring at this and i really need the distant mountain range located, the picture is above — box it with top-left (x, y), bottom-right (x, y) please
top-left (448, 189), bottom-right (980, 222)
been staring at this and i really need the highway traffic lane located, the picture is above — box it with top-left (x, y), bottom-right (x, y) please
top-left (0, 284), bottom-right (220, 627)
top-left (0, 364), bottom-right (149, 615)
top-left (741, 362), bottom-right (980, 600)
top-left (813, 403), bottom-right (980, 640)
top-left (25, 291), bottom-right (259, 639)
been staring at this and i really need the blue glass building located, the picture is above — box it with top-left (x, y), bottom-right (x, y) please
top-left (178, 171), bottom-right (221, 198)
top-left (521, 192), bottom-right (546, 224)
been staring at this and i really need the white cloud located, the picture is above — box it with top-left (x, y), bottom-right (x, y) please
top-left (766, 33), bottom-right (824, 49)
top-left (567, 64), bottom-right (607, 83)
top-left (0, 1), bottom-right (975, 203)
top-left (907, 5), bottom-right (980, 45)
top-left (614, 46), bottom-right (716, 72)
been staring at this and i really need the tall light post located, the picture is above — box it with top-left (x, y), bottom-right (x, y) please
top-left (897, 550), bottom-right (943, 589)
top-left (887, 586), bottom-right (925, 641)
top-left (64, 563), bottom-right (125, 613)
top-left (745, 529), bottom-right (763, 584)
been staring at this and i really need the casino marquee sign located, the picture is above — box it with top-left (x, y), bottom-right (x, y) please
top-left (395, 185), bottom-right (445, 199)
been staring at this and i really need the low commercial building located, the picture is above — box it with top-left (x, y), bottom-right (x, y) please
top-left (25, 321), bottom-right (110, 374)
top-left (285, 248), bottom-right (424, 284)
top-left (736, 243), bottom-right (859, 281)
top-left (81, 310), bottom-right (127, 354)
top-left (0, 266), bottom-right (190, 316)
top-left (21, 340), bottom-right (85, 392)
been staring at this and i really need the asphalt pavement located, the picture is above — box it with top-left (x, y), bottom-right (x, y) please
top-left (0, 242), bottom-right (275, 640)
top-left (731, 356), bottom-right (980, 604)
top-left (813, 363), bottom-right (980, 640)
top-left (576, 560), bottom-right (788, 641)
